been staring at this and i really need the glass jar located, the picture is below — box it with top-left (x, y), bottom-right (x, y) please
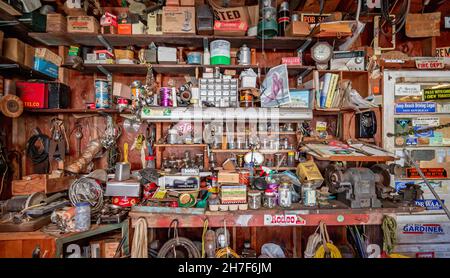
top-left (302, 182), bottom-right (317, 207)
top-left (278, 183), bottom-right (292, 208)
top-left (287, 151), bottom-right (296, 167)
top-left (248, 190), bottom-right (262, 209)
top-left (263, 190), bottom-right (276, 208)
top-left (75, 202), bottom-right (91, 232)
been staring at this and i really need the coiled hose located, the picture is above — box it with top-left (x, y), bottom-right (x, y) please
top-left (26, 133), bottom-right (50, 164)
top-left (157, 220), bottom-right (201, 258)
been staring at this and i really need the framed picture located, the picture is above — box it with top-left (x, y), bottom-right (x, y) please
top-left (283, 89), bottom-right (311, 108)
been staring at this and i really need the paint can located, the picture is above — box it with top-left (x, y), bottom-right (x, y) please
top-left (239, 89), bottom-right (255, 107)
top-left (237, 44), bottom-right (251, 65)
top-left (210, 40), bottom-right (231, 65)
top-left (94, 79), bottom-right (110, 108)
top-left (187, 52), bottom-right (202, 65)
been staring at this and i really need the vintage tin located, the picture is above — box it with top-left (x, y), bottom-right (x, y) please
top-left (187, 52), bottom-right (202, 65)
top-left (112, 196), bottom-right (140, 207)
top-left (94, 79), bottom-right (110, 108)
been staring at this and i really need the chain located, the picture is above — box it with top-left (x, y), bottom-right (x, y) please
top-left (387, 122), bottom-right (450, 137)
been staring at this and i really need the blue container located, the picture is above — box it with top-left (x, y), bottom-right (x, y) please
top-left (187, 52), bottom-right (202, 65)
top-left (33, 57), bottom-right (59, 78)
top-left (95, 79), bottom-right (110, 108)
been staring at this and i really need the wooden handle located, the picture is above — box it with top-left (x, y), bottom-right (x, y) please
top-left (124, 143), bottom-right (129, 163)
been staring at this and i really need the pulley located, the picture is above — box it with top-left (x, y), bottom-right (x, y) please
top-left (0, 95), bottom-right (24, 118)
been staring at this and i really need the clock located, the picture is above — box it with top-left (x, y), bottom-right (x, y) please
top-left (311, 42), bottom-right (333, 70)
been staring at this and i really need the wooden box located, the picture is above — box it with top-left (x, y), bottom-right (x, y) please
top-left (3, 38), bottom-right (25, 64)
top-left (162, 6), bottom-right (196, 34)
top-left (46, 13), bottom-right (67, 33)
top-left (24, 44), bottom-right (35, 68)
top-left (12, 175), bottom-right (75, 196)
top-left (218, 171), bottom-right (240, 184)
top-left (285, 21), bottom-right (310, 37)
top-left (67, 16), bottom-right (99, 33)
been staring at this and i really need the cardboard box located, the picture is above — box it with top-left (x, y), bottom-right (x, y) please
top-left (166, 0), bottom-right (180, 5)
top-left (113, 82), bottom-right (132, 99)
top-left (296, 161), bottom-right (324, 186)
top-left (34, 58), bottom-right (59, 79)
top-left (35, 48), bottom-right (62, 66)
top-left (46, 13), bottom-right (67, 32)
top-left (213, 20), bottom-right (248, 36)
top-left (3, 38), bottom-right (25, 64)
top-left (218, 171), bottom-right (240, 184)
top-left (286, 21), bottom-right (310, 37)
top-left (220, 185), bottom-right (247, 204)
top-left (24, 44), bottom-right (35, 68)
top-left (147, 9), bottom-right (163, 35)
top-left (114, 49), bottom-right (134, 60)
top-left (118, 23), bottom-right (132, 34)
top-left (67, 16), bottom-right (99, 33)
top-left (162, 6), bottom-right (196, 34)
top-left (157, 47), bottom-right (177, 64)
top-left (90, 237), bottom-right (121, 258)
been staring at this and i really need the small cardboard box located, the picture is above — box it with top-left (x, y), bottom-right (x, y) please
top-left (46, 13), bottom-right (67, 32)
top-left (35, 48), bottom-right (62, 66)
top-left (24, 44), bottom-right (35, 68)
top-left (285, 21), bottom-right (310, 37)
top-left (147, 9), bottom-right (163, 35)
top-left (162, 6), bottom-right (196, 34)
top-left (213, 20), bottom-right (248, 36)
top-left (218, 171), bottom-right (240, 184)
top-left (67, 16), bottom-right (99, 33)
top-left (3, 38), bottom-right (25, 64)
top-left (296, 160), bottom-right (324, 186)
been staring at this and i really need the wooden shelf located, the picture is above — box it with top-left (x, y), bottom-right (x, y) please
top-left (63, 63), bottom-right (314, 76)
top-left (154, 144), bottom-right (206, 147)
top-left (28, 32), bottom-right (327, 50)
top-left (24, 108), bottom-right (129, 114)
top-left (214, 166), bottom-right (296, 171)
top-left (129, 203), bottom-right (425, 228)
top-left (211, 149), bottom-right (295, 154)
top-left (0, 5), bottom-right (41, 46)
top-left (311, 154), bottom-right (396, 162)
top-left (0, 56), bottom-right (56, 80)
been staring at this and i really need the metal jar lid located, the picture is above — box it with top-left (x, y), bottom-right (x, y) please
top-left (248, 190), bottom-right (262, 197)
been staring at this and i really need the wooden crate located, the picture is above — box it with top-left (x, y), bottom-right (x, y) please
top-left (12, 175), bottom-right (75, 196)
top-left (46, 13), bottom-right (67, 33)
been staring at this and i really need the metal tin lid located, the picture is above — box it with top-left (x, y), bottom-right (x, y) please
top-left (248, 190), bottom-right (262, 197)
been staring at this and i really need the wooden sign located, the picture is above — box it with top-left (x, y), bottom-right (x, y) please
top-left (435, 47), bottom-right (450, 58)
top-left (406, 12), bottom-right (441, 38)
top-left (415, 58), bottom-right (445, 70)
top-left (424, 88), bottom-right (450, 101)
top-left (264, 214), bottom-right (306, 226)
top-left (406, 168), bottom-right (447, 179)
top-left (300, 13), bottom-right (331, 24)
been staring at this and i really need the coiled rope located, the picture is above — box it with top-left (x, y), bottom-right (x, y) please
top-left (382, 215), bottom-right (397, 254)
top-left (157, 219), bottom-right (201, 258)
top-left (131, 218), bottom-right (148, 258)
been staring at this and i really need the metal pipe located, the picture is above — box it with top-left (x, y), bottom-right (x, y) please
top-left (403, 149), bottom-right (450, 220)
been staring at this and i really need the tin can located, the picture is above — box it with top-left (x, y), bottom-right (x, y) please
top-left (112, 196), bottom-right (140, 207)
top-left (75, 202), bottom-right (91, 232)
top-left (239, 171), bottom-right (250, 186)
top-left (117, 97), bottom-right (128, 111)
top-left (279, 183), bottom-right (292, 208)
top-left (94, 79), bottom-right (110, 108)
top-left (187, 52), bottom-right (202, 65)
top-left (86, 102), bottom-right (96, 109)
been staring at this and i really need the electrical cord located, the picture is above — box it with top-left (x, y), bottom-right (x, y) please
top-left (215, 247), bottom-right (240, 258)
top-left (68, 177), bottom-right (104, 213)
top-left (26, 133), bottom-right (50, 164)
top-left (380, 0), bottom-right (411, 35)
top-left (157, 219), bottom-right (201, 258)
top-left (131, 217), bottom-right (148, 258)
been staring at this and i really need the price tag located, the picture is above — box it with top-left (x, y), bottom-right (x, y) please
top-left (395, 84), bottom-right (422, 96)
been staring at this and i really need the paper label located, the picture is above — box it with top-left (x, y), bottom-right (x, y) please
top-left (395, 84), bottom-right (422, 96)
top-left (412, 117), bottom-right (439, 126)
top-left (264, 214), bottom-right (306, 226)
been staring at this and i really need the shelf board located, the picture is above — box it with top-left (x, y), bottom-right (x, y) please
top-left (311, 154), bottom-right (396, 162)
top-left (129, 203), bottom-right (425, 228)
top-left (29, 32), bottom-right (326, 50)
top-left (24, 108), bottom-right (128, 114)
top-left (0, 56), bottom-right (56, 80)
top-left (214, 166), bottom-right (296, 171)
top-left (63, 63), bottom-right (314, 76)
top-left (0, 5), bottom-right (41, 46)
top-left (154, 144), bottom-right (206, 147)
top-left (211, 149), bottom-right (294, 154)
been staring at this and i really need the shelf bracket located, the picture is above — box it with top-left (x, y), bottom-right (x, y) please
top-left (97, 65), bottom-right (113, 82)
top-left (297, 38), bottom-right (313, 55)
top-left (97, 34), bottom-right (114, 53)
top-left (297, 68), bottom-right (312, 85)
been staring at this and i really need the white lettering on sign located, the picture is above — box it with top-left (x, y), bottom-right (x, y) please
top-left (263, 214), bottom-right (306, 226)
top-left (395, 84), bottom-right (422, 96)
top-left (412, 117), bottom-right (440, 127)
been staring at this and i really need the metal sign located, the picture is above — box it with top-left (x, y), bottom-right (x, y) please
top-left (415, 58), bottom-right (445, 69)
top-left (300, 13), bottom-right (330, 24)
top-left (402, 224), bottom-right (444, 234)
top-left (406, 168), bottom-right (447, 179)
top-left (263, 214), bottom-right (306, 226)
top-left (415, 199), bottom-right (445, 210)
top-left (424, 88), bottom-right (450, 101)
top-left (395, 84), bottom-right (422, 96)
top-left (435, 47), bottom-right (450, 58)
top-left (395, 102), bottom-right (436, 114)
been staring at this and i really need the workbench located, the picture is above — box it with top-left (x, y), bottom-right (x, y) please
top-left (0, 220), bottom-right (129, 258)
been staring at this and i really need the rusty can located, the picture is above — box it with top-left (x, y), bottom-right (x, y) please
top-left (239, 171), bottom-right (250, 186)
